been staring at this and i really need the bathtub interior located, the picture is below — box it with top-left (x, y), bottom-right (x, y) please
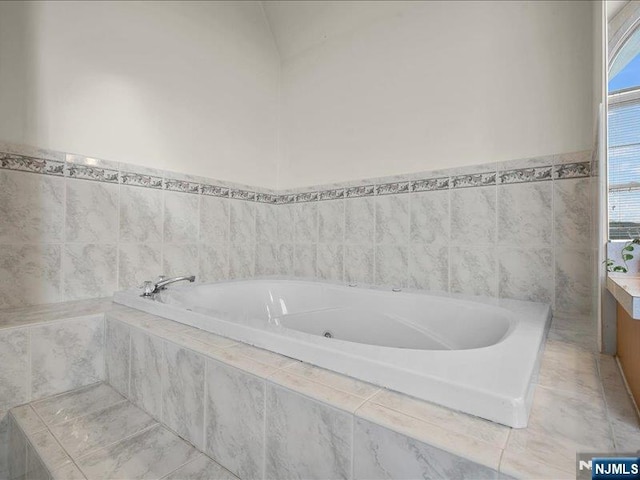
top-left (156, 280), bottom-right (514, 351)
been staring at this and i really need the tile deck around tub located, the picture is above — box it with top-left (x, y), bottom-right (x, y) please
top-left (2, 297), bottom-right (640, 479)
top-left (7, 382), bottom-right (238, 480)
top-left (104, 303), bottom-right (640, 480)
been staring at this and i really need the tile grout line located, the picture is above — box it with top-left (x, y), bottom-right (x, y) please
top-left (27, 328), bottom-right (32, 402)
top-left (60, 168), bottom-right (67, 303)
top-left (262, 374), bottom-right (268, 480)
top-left (72, 421), bottom-right (160, 466)
top-left (595, 355), bottom-right (619, 451)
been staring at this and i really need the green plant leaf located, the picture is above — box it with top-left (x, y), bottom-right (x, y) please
top-left (623, 253), bottom-right (634, 261)
top-left (624, 245), bottom-right (635, 251)
top-left (613, 266), bottom-right (629, 272)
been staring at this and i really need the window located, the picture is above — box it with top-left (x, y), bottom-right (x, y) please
top-left (608, 30), bottom-right (640, 240)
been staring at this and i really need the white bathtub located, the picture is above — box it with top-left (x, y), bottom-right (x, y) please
top-left (114, 279), bottom-right (551, 428)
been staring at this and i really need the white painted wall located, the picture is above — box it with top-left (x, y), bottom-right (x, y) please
top-left (0, 1), bottom-right (597, 190)
top-left (275, 1), bottom-right (595, 189)
top-left (0, 1), bottom-right (281, 188)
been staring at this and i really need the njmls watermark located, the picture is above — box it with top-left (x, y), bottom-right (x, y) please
top-left (577, 452), bottom-right (640, 479)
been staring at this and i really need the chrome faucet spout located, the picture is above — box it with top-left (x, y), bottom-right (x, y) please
top-left (141, 275), bottom-right (195, 297)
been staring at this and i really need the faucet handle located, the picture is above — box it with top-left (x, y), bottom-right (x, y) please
top-left (141, 281), bottom-right (155, 296)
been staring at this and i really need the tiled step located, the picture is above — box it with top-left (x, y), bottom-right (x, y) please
top-left (7, 383), bottom-right (237, 480)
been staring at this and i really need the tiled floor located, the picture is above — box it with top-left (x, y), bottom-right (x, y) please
top-left (8, 383), bottom-right (238, 480)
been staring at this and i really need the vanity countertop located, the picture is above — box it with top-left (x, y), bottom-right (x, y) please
top-left (607, 274), bottom-right (640, 319)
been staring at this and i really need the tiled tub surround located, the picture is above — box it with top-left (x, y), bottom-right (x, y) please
top-left (1, 143), bottom-right (593, 317)
top-left (99, 304), bottom-right (636, 480)
top-left (0, 299), bottom-right (114, 480)
top-left (7, 384), bottom-right (237, 480)
top-left (0, 298), bottom-right (637, 480)
top-left (115, 279), bottom-right (551, 428)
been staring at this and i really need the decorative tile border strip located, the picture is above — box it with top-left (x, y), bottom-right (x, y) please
top-left (120, 171), bottom-right (164, 189)
top-left (201, 184), bottom-right (229, 198)
top-left (553, 162), bottom-right (591, 179)
top-left (451, 172), bottom-right (497, 189)
top-left (377, 181), bottom-right (410, 195)
top-left (498, 166), bottom-right (552, 185)
top-left (66, 164), bottom-right (119, 183)
top-left (345, 185), bottom-right (375, 198)
top-left (295, 191), bottom-right (319, 203)
top-left (0, 153), bottom-right (64, 176)
top-left (230, 189), bottom-right (256, 201)
top-left (412, 177), bottom-right (449, 192)
top-left (163, 178), bottom-right (200, 194)
top-left (0, 149), bottom-right (593, 204)
top-left (319, 189), bottom-right (345, 201)
top-left (256, 192), bottom-right (279, 204)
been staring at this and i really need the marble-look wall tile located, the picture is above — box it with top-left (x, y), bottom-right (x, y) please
top-left (205, 360), bottom-right (265, 480)
top-left (31, 315), bottom-right (104, 398)
top-left (76, 424), bottom-right (196, 480)
top-left (119, 185), bottom-right (163, 243)
top-left (498, 247), bottom-right (553, 303)
top-left (0, 244), bottom-right (61, 307)
top-left (505, 386), bottom-right (611, 473)
top-left (317, 244), bottom-right (344, 282)
top-left (450, 246), bottom-right (497, 296)
top-left (118, 243), bottom-right (161, 290)
top-left (375, 245), bottom-right (408, 287)
top-left (63, 244), bottom-right (117, 300)
top-left (28, 428), bottom-right (72, 473)
top-left (345, 198), bottom-right (374, 244)
top-left (451, 186), bottom-right (496, 245)
top-left (256, 203), bottom-right (278, 243)
top-left (51, 400), bottom-right (157, 459)
top-left (164, 191), bottom-right (199, 244)
top-left (65, 179), bottom-right (118, 243)
top-left (294, 203), bottom-right (318, 244)
top-left (130, 328), bottom-right (163, 418)
top-left (162, 342), bottom-right (205, 449)
top-left (0, 329), bottom-right (28, 410)
top-left (230, 201), bottom-right (256, 244)
top-left (410, 190), bottom-right (449, 244)
top-left (345, 245), bottom-right (374, 284)
top-left (376, 195), bottom-right (409, 245)
top-left (162, 244), bottom-right (199, 278)
top-left (353, 418), bottom-right (498, 479)
top-left (497, 182), bottom-right (552, 246)
top-left (0, 170), bottom-right (64, 243)
top-left (277, 205), bottom-right (295, 243)
top-left (556, 248), bottom-right (593, 316)
top-left (10, 405), bottom-right (46, 434)
top-left (9, 415), bottom-right (27, 480)
top-left (294, 244), bottom-right (317, 277)
top-left (229, 243), bottom-right (255, 278)
top-left (199, 244), bottom-right (229, 282)
top-left (0, 411), bottom-right (9, 480)
top-left (554, 178), bottom-right (591, 248)
top-left (265, 385), bottom-right (352, 480)
top-left (200, 196), bottom-right (229, 244)
top-left (51, 461), bottom-right (86, 480)
top-left (106, 318), bottom-right (130, 396)
top-left (277, 244), bottom-right (294, 275)
top-left (408, 244), bottom-right (449, 292)
top-left (164, 453), bottom-right (238, 480)
top-left (318, 200), bottom-right (344, 243)
top-left (32, 382), bottom-right (124, 426)
top-left (256, 243), bottom-right (278, 276)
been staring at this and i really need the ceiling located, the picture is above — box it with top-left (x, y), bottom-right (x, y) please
top-left (261, 1), bottom-right (415, 61)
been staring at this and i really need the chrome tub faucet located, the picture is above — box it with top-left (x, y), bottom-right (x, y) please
top-left (141, 275), bottom-right (195, 297)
